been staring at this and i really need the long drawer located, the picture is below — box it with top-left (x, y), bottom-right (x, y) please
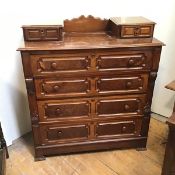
top-left (39, 118), bottom-right (141, 145)
top-left (37, 94), bottom-right (146, 122)
top-left (30, 50), bottom-right (152, 76)
top-left (35, 74), bottom-right (148, 99)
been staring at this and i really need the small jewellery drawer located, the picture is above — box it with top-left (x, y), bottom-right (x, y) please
top-left (37, 100), bottom-right (91, 122)
top-left (96, 51), bottom-right (152, 71)
top-left (22, 25), bottom-right (63, 41)
top-left (96, 119), bottom-right (141, 138)
top-left (30, 54), bottom-right (90, 76)
top-left (96, 74), bottom-right (148, 94)
top-left (95, 95), bottom-right (146, 118)
top-left (35, 78), bottom-right (90, 98)
top-left (121, 25), bottom-right (154, 38)
top-left (40, 123), bottom-right (89, 144)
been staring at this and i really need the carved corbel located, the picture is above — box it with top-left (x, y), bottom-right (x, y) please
top-left (149, 72), bottom-right (157, 85)
top-left (31, 111), bottom-right (39, 124)
top-left (25, 78), bottom-right (35, 95)
top-left (143, 105), bottom-right (151, 117)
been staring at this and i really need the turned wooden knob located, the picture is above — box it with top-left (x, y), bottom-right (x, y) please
top-left (128, 59), bottom-right (135, 66)
top-left (53, 85), bottom-right (60, 91)
top-left (51, 62), bottom-right (57, 69)
top-left (124, 104), bottom-right (130, 110)
top-left (55, 108), bottom-right (61, 114)
top-left (40, 29), bottom-right (45, 36)
top-left (122, 126), bottom-right (127, 132)
top-left (57, 131), bottom-right (62, 135)
top-left (126, 81), bottom-right (132, 88)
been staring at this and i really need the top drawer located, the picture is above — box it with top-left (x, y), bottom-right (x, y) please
top-left (30, 50), bottom-right (152, 76)
top-left (30, 54), bottom-right (91, 76)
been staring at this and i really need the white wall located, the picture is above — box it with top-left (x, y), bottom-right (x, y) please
top-left (0, 0), bottom-right (175, 145)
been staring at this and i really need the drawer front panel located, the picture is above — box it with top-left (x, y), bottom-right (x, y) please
top-left (96, 74), bottom-right (148, 94)
top-left (96, 51), bottom-right (152, 71)
top-left (40, 124), bottom-right (89, 144)
top-left (38, 100), bottom-right (90, 121)
top-left (25, 29), bottom-right (41, 41)
top-left (35, 78), bottom-right (90, 98)
top-left (96, 119), bottom-right (141, 138)
top-left (31, 54), bottom-right (90, 75)
top-left (121, 25), bottom-right (153, 38)
top-left (96, 95), bottom-right (145, 117)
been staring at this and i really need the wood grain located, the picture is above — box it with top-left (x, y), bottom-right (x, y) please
top-left (6, 117), bottom-right (168, 175)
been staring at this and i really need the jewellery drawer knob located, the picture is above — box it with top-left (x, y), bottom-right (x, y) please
top-left (126, 81), bottom-right (132, 88)
top-left (51, 62), bottom-right (57, 69)
top-left (128, 59), bottom-right (135, 66)
top-left (40, 29), bottom-right (45, 36)
top-left (53, 85), bottom-right (60, 91)
top-left (124, 104), bottom-right (130, 110)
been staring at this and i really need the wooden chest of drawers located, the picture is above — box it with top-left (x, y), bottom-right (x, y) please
top-left (18, 16), bottom-right (164, 160)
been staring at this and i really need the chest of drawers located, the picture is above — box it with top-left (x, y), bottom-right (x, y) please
top-left (18, 16), bottom-right (164, 160)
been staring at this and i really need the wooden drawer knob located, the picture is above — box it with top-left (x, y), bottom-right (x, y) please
top-left (55, 108), bottom-right (61, 114)
top-left (40, 29), bottom-right (45, 36)
top-left (53, 85), bottom-right (60, 91)
top-left (134, 27), bottom-right (140, 36)
top-left (126, 81), bottom-right (132, 88)
top-left (124, 104), bottom-right (130, 110)
top-left (128, 59), bottom-right (135, 66)
top-left (57, 131), bottom-right (62, 135)
top-left (51, 62), bottom-right (57, 69)
top-left (122, 126), bottom-right (127, 132)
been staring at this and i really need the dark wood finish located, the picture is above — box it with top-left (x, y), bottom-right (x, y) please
top-left (40, 123), bottom-right (89, 144)
top-left (22, 25), bottom-right (63, 41)
top-left (96, 118), bottom-right (142, 138)
top-left (0, 123), bottom-right (9, 175)
top-left (162, 81), bottom-right (175, 175)
top-left (109, 16), bottom-right (155, 38)
top-left (18, 15), bottom-right (164, 160)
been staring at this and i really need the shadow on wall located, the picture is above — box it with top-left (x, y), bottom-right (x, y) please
top-left (1, 52), bottom-right (31, 145)
top-left (7, 80), bottom-right (31, 134)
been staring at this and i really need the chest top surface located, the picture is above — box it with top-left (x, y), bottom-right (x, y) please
top-left (18, 15), bottom-right (164, 51)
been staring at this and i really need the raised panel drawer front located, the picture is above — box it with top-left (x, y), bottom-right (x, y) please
top-left (37, 100), bottom-right (91, 122)
top-left (31, 54), bottom-right (90, 76)
top-left (40, 124), bottom-right (89, 144)
top-left (35, 78), bottom-right (90, 99)
top-left (96, 74), bottom-right (148, 94)
top-left (96, 50), bottom-right (152, 71)
top-left (96, 119), bottom-right (141, 138)
top-left (96, 95), bottom-right (146, 118)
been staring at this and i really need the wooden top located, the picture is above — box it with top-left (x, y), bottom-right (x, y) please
top-left (165, 80), bottom-right (175, 91)
top-left (22, 25), bottom-right (62, 28)
top-left (18, 15), bottom-right (164, 51)
top-left (110, 16), bottom-right (155, 25)
top-left (64, 15), bottom-right (108, 33)
top-left (18, 32), bottom-right (164, 51)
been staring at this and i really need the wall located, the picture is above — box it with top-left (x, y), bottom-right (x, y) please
top-left (0, 0), bottom-right (175, 145)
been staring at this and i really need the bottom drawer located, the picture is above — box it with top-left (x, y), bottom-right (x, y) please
top-left (40, 123), bottom-right (89, 144)
top-left (96, 119), bottom-right (141, 138)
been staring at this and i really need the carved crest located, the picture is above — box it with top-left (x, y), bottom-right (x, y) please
top-left (64, 15), bottom-right (108, 33)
